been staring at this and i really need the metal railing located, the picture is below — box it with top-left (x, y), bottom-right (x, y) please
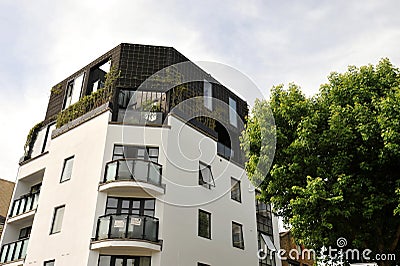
top-left (10, 191), bottom-right (40, 218)
top-left (117, 110), bottom-right (164, 125)
top-left (103, 159), bottom-right (162, 186)
top-left (95, 214), bottom-right (159, 242)
top-left (0, 238), bottom-right (29, 264)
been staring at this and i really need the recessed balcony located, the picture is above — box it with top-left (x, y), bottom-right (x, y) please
top-left (8, 192), bottom-right (39, 223)
top-left (91, 214), bottom-right (161, 252)
top-left (0, 238), bottom-right (29, 265)
top-left (99, 159), bottom-right (164, 195)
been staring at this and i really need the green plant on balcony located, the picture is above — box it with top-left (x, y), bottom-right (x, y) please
top-left (23, 121), bottom-right (44, 159)
top-left (56, 66), bottom-right (120, 128)
top-left (50, 84), bottom-right (62, 95)
top-left (141, 99), bottom-right (162, 112)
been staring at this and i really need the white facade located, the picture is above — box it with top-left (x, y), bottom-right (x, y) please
top-left (0, 43), bottom-right (281, 266)
top-left (0, 109), bottom-right (282, 266)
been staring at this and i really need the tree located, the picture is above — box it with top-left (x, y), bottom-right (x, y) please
top-left (241, 59), bottom-right (400, 263)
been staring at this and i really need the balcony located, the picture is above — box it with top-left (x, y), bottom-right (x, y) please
top-left (117, 110), bottom-right (164, 126)
top-left (8, 192), bottom-right (39, 222)
top-left (99, 159), bottom-right (164, 195)
top-left (0, 238), bottom-right (29, 264)
top-left (91, 214), bottom-right (161, 252)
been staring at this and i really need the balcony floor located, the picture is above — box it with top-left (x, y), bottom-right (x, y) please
top-left (91, 239), bottom-right (162, 253)
top-left (99, 180), bottom-right (165, 197)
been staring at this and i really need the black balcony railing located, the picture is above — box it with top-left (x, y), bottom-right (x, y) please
top-left (0, 238), bottom-right (29, 264)
top-left (95, 214), bottom-right (159, 243)
top-left (217, 142), bottom-right (233, 160)
top-left (10, 191), bottom-right (40, 218)
top-left (117, 110), bottom-right (164, 125)
top-left (103, 159), bottom-right (162, 186)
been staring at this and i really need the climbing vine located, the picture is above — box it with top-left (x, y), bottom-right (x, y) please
top-left (56, 66), bottom-right (120, 128)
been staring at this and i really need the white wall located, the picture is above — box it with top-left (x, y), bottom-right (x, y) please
top-left (23, 111), bottom-right (110, 266)
top-left (2, 112), bottom-right (281, 266)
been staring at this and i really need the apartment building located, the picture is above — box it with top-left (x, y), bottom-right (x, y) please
top-left (0, 43), bottom-right (281, 266)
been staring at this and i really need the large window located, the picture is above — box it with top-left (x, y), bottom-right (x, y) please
top-left (258, 233), bottom-right (276, 266)
top-left (232, 222), bottom-right (244, 249)
top-left (98, 255), bottom-right (151, 266)
top-left (229, 97), bottom-right (237, 127)
top-left (204, 80), bottom-right (212, 111)
top-left (256, 191), bottom-right (275, 266)
top-left (63, 73), bottom-right (85, 109)
top-left (113, 145), bottom-right (159, 163)
top-left (87, 60), bottom-right (111, 94)
top-left (50, 205), bottom-right (65, 234)
top-left (256, 192), bottom-right (273, 235)
top-left (60, 156), bottom-right (74, 182)
top-left (231, 178), bottom-right (241, 202)
top-left (106, 197), bottom-right (155, 217)
top-left (44, 260), bottom-right (55, 266)
top-left (118, 90), bottom-right (166, 111)
top-left (198, 162), bottom-right (215, 189)
top-left (198, 209), bottom-right (211, 239)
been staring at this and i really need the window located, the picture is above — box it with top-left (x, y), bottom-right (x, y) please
top-left (231, 178), bottom-right (241, 202)
top-left (229, 97), bottom-right (237, 127)
top-left (44, 260), bottom-right (55, 266)
top-left (198, 263), bottom-right (210, 266)
top-left (204, 80), bottom-right (212, 110)
top-left (258, 233), bottom-right (276, 266)
top-left (88, 60), bottom-right (111, 94)
top-left (232, 222), bottom-right (244, 249)
top-left (63, 73), bottom-right (84, 109)
top-left (199, 162), bottom-right (215, 189)
top-left (256, 192), bottom-right (273, 235)
top-left (198, 209), bottom-right (211, 239)
top-left (60, 156), bottom-right (74, 182)
top-left (113, 145), bottom-right (159, 163)
top-left (106, 197), bottom-right (155, 217)
top-left (50, 205), bottom-right (65, 234)
top-left (98, 255), bottom-right (151, 266)
top-left (19, 226), bottom-right (32, 239)
top-left (63, 81), bottom-right (74, 109)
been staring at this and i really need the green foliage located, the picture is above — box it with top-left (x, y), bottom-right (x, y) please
top-left (51, 84), bottom-right (62, 95)
top-left (24, 121), bottom-right (44, 158)
top-left (56, 66), bottom-right (120, 128)
top-left (242, 59), bottom-right (400, 255)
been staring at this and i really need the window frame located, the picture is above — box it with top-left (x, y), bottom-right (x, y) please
top-left (18, 226), bottom-right (32, 240)
top-left (113, 144), bottom-right (159, 163)
top-left (229, 97), bottom-right (238, 127)
top-left (44, 260), bottom-right (55, 266)
top-left (60, 156), bottom-right (75, 183)
top-left (50, 205), bottom-right (65, 235)
top-left (98, 255), bottom-right (151, 266)
top-left (204, 80), bottom-right (212, 111)
top-left (230, 177), bottom-right (241, 203)
top-left (198, 162), bottom-right (215, 189)
top-left (105, 197), bottom-right (155, 217)
top-left (198, 209), bottom-right (211, 239)
top-left (232, 221), bottom-right (244, 249)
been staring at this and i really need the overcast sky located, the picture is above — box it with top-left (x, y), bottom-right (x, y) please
top-left (1, 0), bottom-right (400, 182)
